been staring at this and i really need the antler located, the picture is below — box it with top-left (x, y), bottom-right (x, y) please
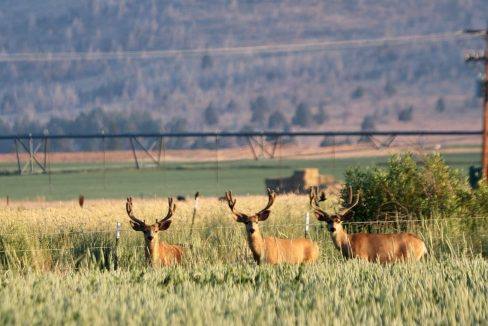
top-left (225, 191), bottom-right (246, 220)
top-left (257, 188), bottom-right (276, 215)
top-left (157, 197), bottom-right (176, 224)
top-left (309, 187), bottom-right (328, 214)
top-left (338, 186), bottom-right (360, 218)
top-left (126, 197), bottom-right (146, 226)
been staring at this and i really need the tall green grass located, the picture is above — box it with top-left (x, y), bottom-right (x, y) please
top-left (0, 259), bottom-right (486, 324)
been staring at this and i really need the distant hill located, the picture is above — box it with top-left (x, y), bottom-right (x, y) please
top-left (0, 0), bottom-right (486, 135)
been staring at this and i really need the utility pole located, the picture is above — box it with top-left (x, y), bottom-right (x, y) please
top-left (465, 28), bottom-right (488, 179)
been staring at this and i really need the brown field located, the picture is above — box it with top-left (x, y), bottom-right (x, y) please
top-left (0, 136), bottom-right (480, 165)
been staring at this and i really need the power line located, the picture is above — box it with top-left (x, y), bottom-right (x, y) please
top-left (0, 31), bottom-right (482, 63)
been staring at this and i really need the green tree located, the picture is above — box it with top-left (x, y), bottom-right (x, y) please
top-left (398, 106), bottom-right (413, 122)
top-left (435, 97), bottom-right (445, 113)
top-left (292, 102), bottom-right (311, 127)
top-left (204, 103), bottom-right (219, 126)
top-left (268, 111), bottom-right (288, 129)
top-left (314, 105), bottom-right (329, 125)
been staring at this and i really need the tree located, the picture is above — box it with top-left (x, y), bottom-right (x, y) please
top-left (360, 115), bottom-right (376, 142)
top-left (201, 54), bottom-right (213, 70)
top-left (0, 118), bottom-right (12, 152)
top-left (250, 96), bottom-right (270, 123)
top-left (314, 105), bottom-right (329, 125)
top-left (351, 87), bottom-right (364, 99)
top-left (361, 115), bottom-right (376, 131)
top-left (165, 117), bottom-right (189, 149)
top-left (204, 103), bottom-right (219, 126)
top-left (292, 102), bottom-right (311, 127)
top-left (384, 81), bottom-right (396, 96)
top-left (268, 110), bottom-right (288, 129)
top-left (398, 106), bottom-right (413, 122)
top-left (435, 97), bottom-right (445, 113)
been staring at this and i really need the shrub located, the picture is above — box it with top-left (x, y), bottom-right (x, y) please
top-left (291, 102), bottom-right (311, 127)
top-left (398, 106), bottom-right (413, 122)
top-left (351, 87), bottom-right (364, 99)
top-left (343, 153), bottom-right (471, 221)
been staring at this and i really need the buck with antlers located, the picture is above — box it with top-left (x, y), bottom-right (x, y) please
top-left (126, 197), bottom-right (183, 266)
top-left (310, 187), bottom-right (427, 263)
top-left (225, 189), bottom-right (319, 265)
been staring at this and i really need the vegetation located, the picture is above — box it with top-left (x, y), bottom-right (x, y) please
top-left (398, 106), bottom-right (414, 122)
top-left (344, 153), bottom-right (474, 220)
top-left (0, 152), bottom-right (481, 201)
top-left (0, 1), bottom-right (484, 135)
top-left (0, 153), bottom-right (487, 324)
top-left (0, 259), bottom-right (486, 324)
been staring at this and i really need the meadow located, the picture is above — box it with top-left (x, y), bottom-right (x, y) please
top-left (0, 195), bottom-right (486, 324)
top-left (0, 151), bottom-right (481, 200)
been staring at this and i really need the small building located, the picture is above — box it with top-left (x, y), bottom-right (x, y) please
top-left (265, 168), bottom-right (337, 194)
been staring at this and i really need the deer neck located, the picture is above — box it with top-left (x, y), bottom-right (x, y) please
top-left (145, 237), bottom-right (160, 266)
top-left (247, 227), bottom-right (265, 263)
top-left (330, 225), bottom-right (353, 258)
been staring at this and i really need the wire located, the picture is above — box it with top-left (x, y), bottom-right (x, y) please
top-left (0, 215), bottom-right (486, 237)
top-left (0, 31), bottom-right (481, 63)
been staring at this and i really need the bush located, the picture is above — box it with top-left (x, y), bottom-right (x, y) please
top-left (398, 106), bottom-right (413, 122)
top-left (343, 153), bottom-right (471, 221)
top-left (291, 102), bottom-right (311, 127)
top-left (351, 87), bottom-right (364, 99)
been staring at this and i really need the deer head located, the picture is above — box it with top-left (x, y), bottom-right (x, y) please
top-left (225, 188), bottom-right (275, 235)
top-left (126, 197), bottom-right (176, 242)
top-left (310, 186), bottom-right (360, 233)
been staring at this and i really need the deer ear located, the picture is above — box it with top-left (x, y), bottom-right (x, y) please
top-left (313, 211), bottom-right (328, 221)
top-left (130, 221), bottom-right (145, 231)
top-left (235, 214), bottom-right (249, 223)
top-left (257, 210), bottom-right (270, 221)
top-left (159, 220), bottom-right (172, 230)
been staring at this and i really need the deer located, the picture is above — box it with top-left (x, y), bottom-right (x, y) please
top-left (310, 187), bottom-right (427, 263)
top-left (126, 197), bottom-right (183, 267)
top-left (225, 189), bottom-right (319, 265)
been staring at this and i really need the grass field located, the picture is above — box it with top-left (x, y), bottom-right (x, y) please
top-left (0, 195), bottom-right (487, 324)
top-left (0, 152), bottom-right (481, 200)
top-left (1, 259), bottom-right (486, 324)
top-left (0, 193), bottom-right (488, 325)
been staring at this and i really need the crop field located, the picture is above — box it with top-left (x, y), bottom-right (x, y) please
top-left (0, 195), bottom-right (487, 324)
top-left (0, 151), bottom-right (481, 200)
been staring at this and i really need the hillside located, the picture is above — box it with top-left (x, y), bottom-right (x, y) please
top-left (0, 0), bottom-right (487, 139)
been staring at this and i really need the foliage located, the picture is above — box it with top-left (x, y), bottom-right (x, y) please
top-left (250, 96), bottom-right (270, 124)
top-left (314, 105), bottom-right (329, 125)
top-left (343, 153), bottom-right (471, 220)
top-left (360, 115), bottom-right (376, 131)
top-left (204, 103), bottom-right (219, 126)
top-left (0, 259), bottom-right (486, 324)
top-left (291, 102), bottom-right (311, 127)
top-left (436, 97), bottom-right (446, 113)
top-left (350, 87), bottom-right (364, 99)
top-left (398, 106), bottom-right (414, 122)
top-left (267, 110), bottom-right (288, 130)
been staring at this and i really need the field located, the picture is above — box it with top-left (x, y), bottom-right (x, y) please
top-left (0, 195), bottom-right (487, 324)
top-left (0, 151), bottom-right (481, 200)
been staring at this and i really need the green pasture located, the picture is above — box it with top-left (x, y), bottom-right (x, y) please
top-left (0, 152), bottom-right (481, 200)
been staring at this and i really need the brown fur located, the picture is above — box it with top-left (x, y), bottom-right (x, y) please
top-left (247, 224), bottom-right (319, 265)
top-left (146, 233), bottom-right (183, 267)
top-left (311, 187), bottom-right (427, 263)
top-left (225, 190), bottom-right (319, 265)
top-left (327, 222), bottom-right (427, 263)
top-left (126, 197), bottom-right (183, 267)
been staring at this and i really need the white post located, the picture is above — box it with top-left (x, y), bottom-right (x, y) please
top-left (304, 211), bottom-right (310, 238)
top-left (114, 222), bottom-right (121, 270)
top-left (115, 222), bottom-right (121, 240)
